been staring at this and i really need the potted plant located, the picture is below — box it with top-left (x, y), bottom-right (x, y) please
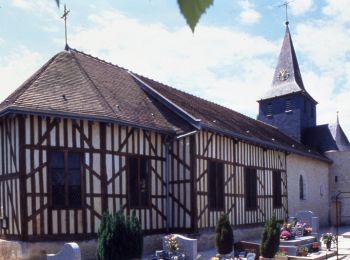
top-left (297, 246), bottom-right (308, 257)
top-left (275, 248), bottom-right (288, 260)
top-left (215, 214), bottom-right (234, 256)
top-left (260, 215), bottom-right (280, 259)
top-left (321, 233), bottom-right (336, 250)
top-left (311, 242), bottom-right (320, 252)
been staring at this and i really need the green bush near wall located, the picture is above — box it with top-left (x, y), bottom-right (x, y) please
top-left (96, 210), bottom-right (143, 260)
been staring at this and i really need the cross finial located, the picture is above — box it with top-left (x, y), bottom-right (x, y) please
top-left (278, 0), bottom-right (294, 25)
top-left (61, 4), bottom-right (70, 50)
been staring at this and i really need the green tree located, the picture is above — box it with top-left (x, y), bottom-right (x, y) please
top-left (96, 211), bottom-right (143, 260)
top-left (215, 214), bottom-right (234, 255)
top-left (260, 215), bottom-right (280, 258)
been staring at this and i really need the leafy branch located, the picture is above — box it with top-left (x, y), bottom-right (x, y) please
top-left (54, 0), bottom-right (214, 32)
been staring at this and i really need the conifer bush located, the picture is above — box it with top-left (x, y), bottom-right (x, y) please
top-left (96, 210), bottom-right (143, 260)
top-left (215, 214), bottom-right (234, 255)
top-left (260, 215), bottom-right (280, 258)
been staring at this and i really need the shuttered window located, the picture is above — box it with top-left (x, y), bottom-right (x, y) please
top-left (273, 171), bottom-right (282, 208)
top-left (49, 151), bottom-right (82, 209)
top-left (128, 157), bottom-right (150, 208)
top-left (245, 168), bottom-right (257, 210)
top-left (208, 161), bottom-right (224, 211)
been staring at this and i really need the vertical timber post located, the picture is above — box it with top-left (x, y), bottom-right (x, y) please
top-left (18, 115), bottom-right (28, 240)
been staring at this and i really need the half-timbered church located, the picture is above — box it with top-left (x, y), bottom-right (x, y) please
top-left (0, 20), bottom-right (344, 258)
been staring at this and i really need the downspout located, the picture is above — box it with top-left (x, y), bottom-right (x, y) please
top-left (165, 130), bottom-right (198, 233)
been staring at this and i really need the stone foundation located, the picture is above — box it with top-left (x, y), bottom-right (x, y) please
top-left (0, 240), bottom-right (96, 260)
top-left (0, 226), bottom-right (263, 259)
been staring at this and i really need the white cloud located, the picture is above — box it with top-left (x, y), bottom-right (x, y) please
top-left (11, 0), bottom-right (59, 19)
top-left (292, 3), bottom-right (350, 136)
top-left (69, 10), bottom-right (276, 117)
top-left (323, 0), bottom-right (350, 23)
top-left (238, 0), bottom-right (261, 24)
top-left (0, 47), bottom-right (45, 102)
top-left (290, 0), bottom-right (313, 16)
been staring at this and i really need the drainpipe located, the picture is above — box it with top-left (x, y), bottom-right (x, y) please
top-left (165, 130), bottom-right (198, 233)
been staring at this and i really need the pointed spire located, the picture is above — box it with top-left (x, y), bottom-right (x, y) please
top-left (272, 22), bottom-right (305, 90)
top-left (261, 22), bottom-right (316, 103)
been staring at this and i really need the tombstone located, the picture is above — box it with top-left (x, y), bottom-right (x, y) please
top-left (163, 234), bottom-right (197, 260)
top-left (46, 242), bottom-right (81, 260)
top-left (295, 211), bottom-right (319, 238)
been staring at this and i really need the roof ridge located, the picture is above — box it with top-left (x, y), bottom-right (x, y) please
top-left (69, 50), bottom-right (117, 117)
top-left (0, 52), bottom-right (61, 109)
top-left (69, 47), bottom-right (129, 71)
top-left (139, 74), bottom-right (269, 127)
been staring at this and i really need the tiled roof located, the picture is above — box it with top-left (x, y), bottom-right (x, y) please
top-left (303, 122), bottom-right (350, 153)
top-left (261, 23), bottom-right (316, 103)
top-left (0, 49), bottom-right (192, 134)
top-left (135, 75), bottom-right (329, 162)
top-left (0, 47), bottom-right (329, 162)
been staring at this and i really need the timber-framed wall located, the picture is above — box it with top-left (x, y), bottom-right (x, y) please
top-left (194, 130), bottom-right (288, 230)
top-left (0, 114), bottom-right (288, 241)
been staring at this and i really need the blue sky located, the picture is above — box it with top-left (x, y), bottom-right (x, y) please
top-left (1, 0), bottom-right (350, 136)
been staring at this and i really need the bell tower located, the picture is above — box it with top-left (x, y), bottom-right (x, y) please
top-left (257, 22), bottom-right (317, 142)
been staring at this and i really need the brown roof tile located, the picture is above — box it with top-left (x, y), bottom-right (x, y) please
top-left (0, 47), bottom-right (329, 162)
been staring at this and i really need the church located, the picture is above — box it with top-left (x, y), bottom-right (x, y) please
top-left (0, 18), bottom-right (348, 258)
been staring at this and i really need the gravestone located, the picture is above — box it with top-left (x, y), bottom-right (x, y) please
top-left (163, 234), bottom-right (197, 260)
top-left (46, 242), bottom-right (81, 260)
top-left (295, 210), bottom-right (319, 238)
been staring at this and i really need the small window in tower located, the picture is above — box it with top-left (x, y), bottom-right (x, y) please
top-left (285, 99), bottom-right (292, 112)
top-left (267, 103), bottom-right (273, 117)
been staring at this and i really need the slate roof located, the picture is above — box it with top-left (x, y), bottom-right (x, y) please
top-left (0, 47), bottom-right (329, 162)
top-left (303, 121), bottom-right (350, 153)
top-left (261, 23), bottom-right (316, 103)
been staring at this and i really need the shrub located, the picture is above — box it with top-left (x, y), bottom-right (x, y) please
top-left (215, 214), bottom-right (234, 255)
top-left (96, 210), bottom-right (143, 260)
top-left (260, 215), bottom-right (280, 258)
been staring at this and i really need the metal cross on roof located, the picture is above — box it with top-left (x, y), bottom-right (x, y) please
top-left (278, 0), bottom-right (295, 25)
top-left (61, 4), bottom-right (70, 49)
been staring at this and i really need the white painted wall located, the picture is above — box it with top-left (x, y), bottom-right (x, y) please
top-left (325, 151), bottom-right (350, 225)
top-left (286, 154), bottom-right (330, 226)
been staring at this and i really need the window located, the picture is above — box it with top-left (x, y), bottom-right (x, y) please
top-left (245, 168), bottom-right (257, 210)
top-left (285, 99), bottom-right (292, 112)
top-left (49, 151), bottom-right (82, 208)
top-left (299, 175), bottom-right (305, 200)
top-left (267, 103), bottom-right (273, 117)
top-left (273, 171), bottom-right (282, 208)
top-left (208, 161), bottom-right (224, 210)
top-left (128, 157), bottom-right (150, 208)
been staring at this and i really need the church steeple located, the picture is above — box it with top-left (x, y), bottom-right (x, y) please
top-left (257, 22), bottom-right (317, 142)
top-left (263, 22), bottom-right (313, 100)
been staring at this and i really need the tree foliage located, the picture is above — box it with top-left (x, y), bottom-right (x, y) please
top-left (96, 210), bottom-right (143, 260)
top-left (177, 0), bottom-right (214, 32)
top-left (215, 214), bottom-right (234, 255)
top-left (260, 215), bottom-right (280, 258)
top-left (54, 0), bottom-right (214, 32)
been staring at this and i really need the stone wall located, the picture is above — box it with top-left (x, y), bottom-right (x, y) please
top-left (325, 151), bottom-right (350, 225)
top-left (0, 239), bottom-right (96, 260)
top-left (286, 153), bottom-right (329, 226)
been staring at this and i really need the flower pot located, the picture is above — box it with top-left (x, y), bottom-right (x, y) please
top-left (275, 255), bottom-right (288, 260)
